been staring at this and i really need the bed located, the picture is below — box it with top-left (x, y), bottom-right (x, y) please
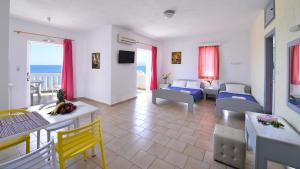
top-left (216, 83), bottom-right (263, 115)
top-left (152, 80), bottom-right (204, 112)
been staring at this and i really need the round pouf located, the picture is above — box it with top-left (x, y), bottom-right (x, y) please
top-left (213, 124), bottom-right (246, 169)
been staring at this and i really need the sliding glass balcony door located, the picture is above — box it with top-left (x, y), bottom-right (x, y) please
top-left (27, 41), bottom-right (63, 106)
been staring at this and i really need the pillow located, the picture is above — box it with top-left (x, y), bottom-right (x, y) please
top-left (186, 81), bottom-right (201, 89)
top-left (226, 84), bottom-right (245, 94)
top-left (290, 84), bottom-right (300, 96)
top-left (172, 80), bottom-right (186, 88)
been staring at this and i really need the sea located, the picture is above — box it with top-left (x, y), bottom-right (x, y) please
top-left (137, 65), bottom-right (146, 73)
top-left (30, 65), bottom-right (62, 73)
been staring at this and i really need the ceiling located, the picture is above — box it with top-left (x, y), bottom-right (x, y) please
top-left (10, 0), bottom-right (270, 40)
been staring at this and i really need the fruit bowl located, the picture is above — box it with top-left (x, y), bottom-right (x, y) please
top-left (48, 102), bottom-right (77, 115)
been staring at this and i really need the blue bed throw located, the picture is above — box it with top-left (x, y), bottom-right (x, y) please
top-left (217, 91), bottom-right (257, 103)
top-left (167, 86), bottom-right (203, 101)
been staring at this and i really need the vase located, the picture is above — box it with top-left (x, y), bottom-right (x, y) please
top-left (164, 79), bottom-right (168, 84)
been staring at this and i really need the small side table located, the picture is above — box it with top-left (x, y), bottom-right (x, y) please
top-left (159, 83), bottom-right (170, 89)
top-left (204, 87), bottom-right (219, 100)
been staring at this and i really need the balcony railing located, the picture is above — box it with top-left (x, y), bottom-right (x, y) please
top-left (31, 73), bottom-right (61, 92)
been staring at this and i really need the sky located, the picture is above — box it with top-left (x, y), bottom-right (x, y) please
top-left (29, 41), bottom-right (63, 65)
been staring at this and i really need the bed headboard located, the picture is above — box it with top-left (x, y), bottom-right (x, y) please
top-left (220, 82), bottom-right (251, 94)
top-left (173, 79), bottom-right (205, 89)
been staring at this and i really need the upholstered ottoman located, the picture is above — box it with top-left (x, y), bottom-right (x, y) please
top-left (213, 125), bottom-right (246, 169)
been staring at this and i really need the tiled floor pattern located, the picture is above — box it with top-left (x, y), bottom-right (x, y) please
top-left (1, 92), bottom-right (285, 169)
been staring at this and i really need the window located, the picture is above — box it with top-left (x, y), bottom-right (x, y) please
top-left (136, 48), bottom-right (152, 91)
top-left (198, 46), bottom-right (219, 80)
top-left (29, 41), bottom-right (63, 92)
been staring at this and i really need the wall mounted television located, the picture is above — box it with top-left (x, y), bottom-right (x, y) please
top-left (118, 50), bottom-right (135, 63)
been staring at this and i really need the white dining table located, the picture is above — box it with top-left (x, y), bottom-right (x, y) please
top-left (0, 101), bottom-right (99, 155)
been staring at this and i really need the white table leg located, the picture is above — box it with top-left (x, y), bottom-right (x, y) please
top-left (91, 112), bottom-right (96, 157)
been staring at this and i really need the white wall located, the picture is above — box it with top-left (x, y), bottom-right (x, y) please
top-left (250, 11), bottom-right (266, 105)
top-left (0, 0), bottom-right (10, 109)
top-left (9, 18), bottom-right (86, 108)
top-left (83, 26), bottom-right (112, 105)
top-left (8, 19), bottom-right (161, 106)
top-left (250, 0), bottom-right (300, 131)
top-left (159, 31), bottom-right (251, 85)
top-left (111, 26), bottom-right (161, 104)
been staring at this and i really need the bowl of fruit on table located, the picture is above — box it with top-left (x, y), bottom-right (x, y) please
top-left (48, 89), bottom-right (77, 115)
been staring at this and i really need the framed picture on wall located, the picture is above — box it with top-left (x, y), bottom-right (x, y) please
top-left (172, 52), bottom-right (182, 64)
top-left (92, 52), bottom-right (100, 69)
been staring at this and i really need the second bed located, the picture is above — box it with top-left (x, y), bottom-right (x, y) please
top-left (216, 83), bottom-right (264, 115)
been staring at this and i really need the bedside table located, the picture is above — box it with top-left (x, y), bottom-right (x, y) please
top-left (204, 87), bottom-right (219, 100)
top-left (159, 83), bottom-right (170, 89)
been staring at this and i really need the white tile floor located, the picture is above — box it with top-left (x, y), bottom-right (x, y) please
top-left (1, 92), bottom-right (285, 169)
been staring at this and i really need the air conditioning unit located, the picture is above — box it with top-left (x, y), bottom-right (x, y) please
top-left (118, 34), bottom-right (137, 45)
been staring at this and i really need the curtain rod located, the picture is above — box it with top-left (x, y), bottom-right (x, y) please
top-left (14, 30), bottom-right (75, 41)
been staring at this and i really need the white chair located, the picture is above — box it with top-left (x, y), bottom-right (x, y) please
top-left (30, 85), bottom-right (41, 106)
top-left (0, 140), bottom-right (58, 169)
top-left (37, 101), bottom-right (77, 148)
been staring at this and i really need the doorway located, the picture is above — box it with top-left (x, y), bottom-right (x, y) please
top-left (27, 41), bottom-right (63, 106)
top-left (136, 48), bottom-right (152, 92)
top-left (264, 29), bottom-right (276, 114)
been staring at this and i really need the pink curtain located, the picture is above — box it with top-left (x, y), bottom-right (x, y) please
top-left (198, 46), bottom-right (219, 80)
top-left (291, 44), bottom-right (300, 84)
top-left (150, 46), bottom-right (157, 91)
top-left (61, 39), bottom-right (74, 100)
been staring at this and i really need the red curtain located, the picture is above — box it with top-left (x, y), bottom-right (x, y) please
top-left (150, 46), bottom-right (157, 90)
top-left (198, 46), bottom-right (219, 80)
top-left (61, 39), bottom-right (74, 100)
top-left (291, 44), bottom-right (300, 84)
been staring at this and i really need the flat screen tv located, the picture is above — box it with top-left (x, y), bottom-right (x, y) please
top-left (118, 50), bottom-right (135, 63)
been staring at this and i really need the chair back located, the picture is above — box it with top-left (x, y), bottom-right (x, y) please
top-left (0, 109), bottom-right (28, 119)
top-left (57, 120), bottom-right (102, 159)
top-left (0, 140), bottom-right (58, 169)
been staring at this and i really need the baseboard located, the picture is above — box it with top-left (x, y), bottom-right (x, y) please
top-left (110, 96), bottom-right (137, 106)
top-left (76, 96), bottom-right (137, 107)
top-left (78, 97), bottom-right (111, 106)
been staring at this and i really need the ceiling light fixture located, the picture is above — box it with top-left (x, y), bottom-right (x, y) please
top-left (164, 9), bottom-right (176, 18)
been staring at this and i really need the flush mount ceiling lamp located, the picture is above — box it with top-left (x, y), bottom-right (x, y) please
top-left (290, 24), bottom-right (300, 32)
top-left (43, 17), bottom-right (54, 43)
top-left (164, 9), bottom-right (176, 18)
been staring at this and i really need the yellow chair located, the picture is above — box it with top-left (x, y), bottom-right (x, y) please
top-left (56, 119), bottom-right (107, 169)
top-left (0, 109), bottom-right (30, 154)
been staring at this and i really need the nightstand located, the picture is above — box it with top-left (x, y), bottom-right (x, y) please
top-left (159, 83), bottom-right (170, 89)
top-left (204, 87), bottom-right (219, 100)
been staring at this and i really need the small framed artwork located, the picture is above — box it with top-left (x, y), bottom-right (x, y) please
top-left (92, 52), bottom-right (100, 69)
top-left (172, 52), bottom-right (182, 64)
